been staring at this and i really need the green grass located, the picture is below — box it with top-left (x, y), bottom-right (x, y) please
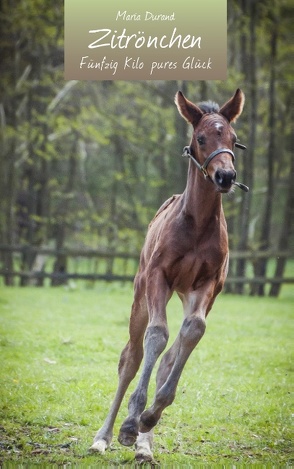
top-left (0, 283), bottom-right (293, 466)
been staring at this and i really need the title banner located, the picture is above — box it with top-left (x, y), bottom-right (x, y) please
top-left (64, 0), bottom-right (227, 80)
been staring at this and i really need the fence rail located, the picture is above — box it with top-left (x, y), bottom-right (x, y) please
top-left (0, 245), bottom-right (293, 295)
top-left (0, 245), bottom-right (139, 259)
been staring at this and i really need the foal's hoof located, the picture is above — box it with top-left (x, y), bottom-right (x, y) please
top-left (135, 453), bottom-right (156, 465)
top-left (118, 418), bottom-right (138, 447)
top-left (90, 439), bottom-right (108, 453)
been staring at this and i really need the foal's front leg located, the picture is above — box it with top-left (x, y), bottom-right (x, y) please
top-left (135, 430), bottom-right (154, 463)
top-left (139, 287), bottom-right (214, 433)
top-left (118, 272), bottom-right (171, 447)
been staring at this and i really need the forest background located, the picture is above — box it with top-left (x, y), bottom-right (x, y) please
top-left (0, 0), bottom-right (293, 295)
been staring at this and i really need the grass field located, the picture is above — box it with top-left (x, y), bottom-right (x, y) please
top-left (0, 282), bottom-right (293, 466)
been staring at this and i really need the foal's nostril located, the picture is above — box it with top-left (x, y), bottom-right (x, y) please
top-left (215, 169), bottom-right (236, 187)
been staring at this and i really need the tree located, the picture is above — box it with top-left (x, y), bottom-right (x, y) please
top-left (0, 0), bottom-right (293, 292)
top-left (251, 7), bottom-right (278, 295)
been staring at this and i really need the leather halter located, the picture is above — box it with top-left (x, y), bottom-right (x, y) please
top-left (182, 146), bottom-right (235, 178)
top-left (182, 143), bottom-right (249, 192)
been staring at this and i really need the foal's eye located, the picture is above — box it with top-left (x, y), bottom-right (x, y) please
top-left (197, 135), bottom-right (205, 146)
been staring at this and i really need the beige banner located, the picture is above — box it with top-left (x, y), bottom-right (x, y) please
top-left (64, 0), bottom-right (227, 80)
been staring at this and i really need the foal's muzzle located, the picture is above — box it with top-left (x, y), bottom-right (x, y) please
top-left (214, 168), bottom-right (236, 191)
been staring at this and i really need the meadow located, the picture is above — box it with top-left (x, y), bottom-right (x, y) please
top-left (0, 282), bottom-right (293, 466)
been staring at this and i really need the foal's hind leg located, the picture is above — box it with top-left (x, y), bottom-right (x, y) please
top-left (91, 283), bottom-right (148, 452)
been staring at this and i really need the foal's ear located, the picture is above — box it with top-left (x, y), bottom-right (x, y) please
top-left (175, 91), bottom-right (203, 126)
top-left (219, 88), bottom-right (245, 123)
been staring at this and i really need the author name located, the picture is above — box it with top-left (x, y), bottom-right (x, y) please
top-left (116, 10), bottom-right (175, 21)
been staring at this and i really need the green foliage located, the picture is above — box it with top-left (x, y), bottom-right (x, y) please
top-left (0, 285), bottom-right (292, 464)
top-left (0, 0), bottom-right (293, 287)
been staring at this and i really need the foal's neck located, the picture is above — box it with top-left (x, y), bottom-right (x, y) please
top-left (182, 161), bottom-right (223, 229)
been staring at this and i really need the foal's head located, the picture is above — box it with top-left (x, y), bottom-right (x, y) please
top-left (175, 89), bottom-right (245, 193)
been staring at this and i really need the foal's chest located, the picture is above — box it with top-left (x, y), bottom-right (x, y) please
top-left (167, 244), bottom-right (228, 292)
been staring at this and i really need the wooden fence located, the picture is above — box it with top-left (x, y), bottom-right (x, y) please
top-left (0, 245), bottom-right (293, 295)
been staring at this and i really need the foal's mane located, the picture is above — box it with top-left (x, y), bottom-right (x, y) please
top-left (198, 100), bottom-right (220, 114)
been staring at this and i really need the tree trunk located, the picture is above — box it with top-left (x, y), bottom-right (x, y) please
top-left (51, 144), bottom-right (77, 285)
top-left (269, 146), bottom-right (294, 296)
top-left (251, 12), bottom-right (278, 296)
top-left (235, 0), bottom-right (256, 294)
top-left (0, 2), bottom-right (18, 285)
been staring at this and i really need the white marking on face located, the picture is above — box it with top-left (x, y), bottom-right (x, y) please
top-left (215, 122), bottom-right (223, 132)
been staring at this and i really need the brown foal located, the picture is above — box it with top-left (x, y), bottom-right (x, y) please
top-left (91, 88), bottom-right (245, 462)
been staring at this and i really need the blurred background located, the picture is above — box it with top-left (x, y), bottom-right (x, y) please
top-left (0, 0), bottom-right (293, 295)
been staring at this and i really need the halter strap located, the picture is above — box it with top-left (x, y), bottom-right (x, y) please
top-left (182, 146), bottom-right (235, 178)
top-left (182, 144), bottom-right (249, 192)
